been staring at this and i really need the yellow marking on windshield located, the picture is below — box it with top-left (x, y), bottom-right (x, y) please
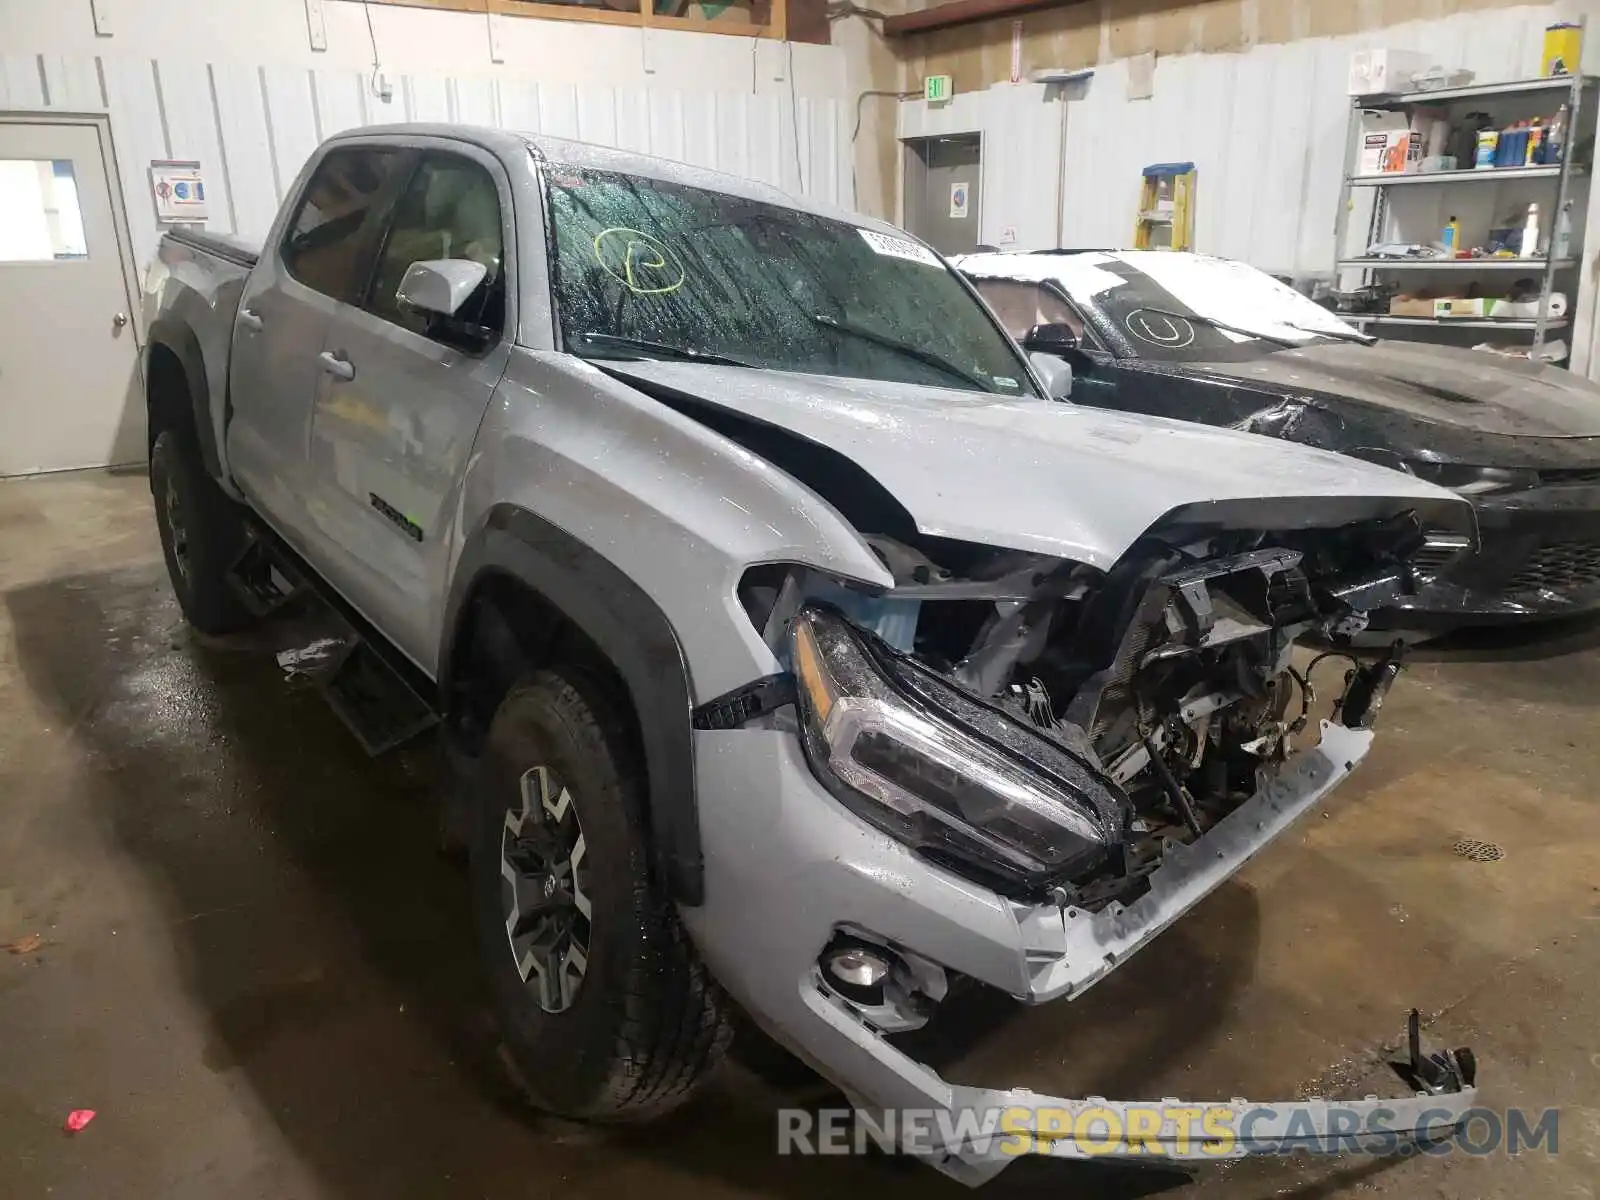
top-left (592, 227), bottom-right (686, 295)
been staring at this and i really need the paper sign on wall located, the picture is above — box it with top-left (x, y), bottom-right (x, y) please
top-left (150, 160), bottom-right (207, 224)
top-left (949, 181), bottom-right (970, 220)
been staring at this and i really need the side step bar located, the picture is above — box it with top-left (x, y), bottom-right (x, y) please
top-left (228, 534), bottom-right (307, 617)
top-left (320, 637), bottom-right (439, 756)
top-left (235, 521), bottom-right (442, 758)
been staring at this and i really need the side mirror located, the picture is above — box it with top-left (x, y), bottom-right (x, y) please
top-left (1021, 322), bottom-right (1080, 354)
top-left (1030, 351), bottom-right (1073, 400)
top-left (396, 258), bottom-right (488, 317)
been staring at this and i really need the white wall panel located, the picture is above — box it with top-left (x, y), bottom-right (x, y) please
top-left (40, 53), bottom-right (104, 110)
top-left (4, 50), bottom-right (851, 286)
top-left (101, 58), bottom-right (169, 274)
top-left (211, 64), bottom-right (280, 245)
top-left (312, 70), bottom-right (370, 140)
top-left (538, 83), bottom-right (581, 141)
top-left (495, 80), bottom-right (541, 134)
top-left (402, 74), bottom-right (451, 124)
top-left (452, 78), bottom-right (497, 130)
top-left (0, 53), bottom-right (47, 108)
top-left (260, 65), bottom-right (319, 201)
top-left (157, 60), bottom-right (235, 236)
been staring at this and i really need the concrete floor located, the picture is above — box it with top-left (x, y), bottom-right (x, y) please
top-left (2, 469), bottom-right (1598, 1200)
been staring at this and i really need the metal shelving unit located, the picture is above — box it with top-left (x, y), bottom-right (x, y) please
top-left (1337, 255), bottom-right (1575, 270)
top-left (1347, 315), bottom-right (1570, 331)
top-left (1347, 163), bottom-right (1570, 186)
top-left (1333, 73), bottom-right (1597, 356)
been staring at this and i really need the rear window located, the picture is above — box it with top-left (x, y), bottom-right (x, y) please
top-left (281, 147), bottom-right (405, 302)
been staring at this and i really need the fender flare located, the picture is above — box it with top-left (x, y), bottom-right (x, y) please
top-left (145, 316), bottom-right (222, 478)
top-left (439, 504), bottom-right (703, 905)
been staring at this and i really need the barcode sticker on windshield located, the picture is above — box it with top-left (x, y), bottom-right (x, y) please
top-left (858, 228), bottom-right (941, 267)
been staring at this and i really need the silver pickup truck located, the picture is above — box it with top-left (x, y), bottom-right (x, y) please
top-left (143, 124), bottom-right (1480, 1184)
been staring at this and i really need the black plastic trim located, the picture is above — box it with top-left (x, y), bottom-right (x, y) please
top-left (145, 316), bottom-right (222, 479)
top-left (440, 504), bottom-right (703, 905)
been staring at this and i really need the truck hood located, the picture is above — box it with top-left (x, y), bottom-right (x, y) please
top-left (602, 361), bottom-right (1469, 569)
top-left (1196, 339), bottom-right (1600, 440)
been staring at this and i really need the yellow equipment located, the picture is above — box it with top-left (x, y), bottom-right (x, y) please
top-left (1134, 162), bottom-right (1196, 251)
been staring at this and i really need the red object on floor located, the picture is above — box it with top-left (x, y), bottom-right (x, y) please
top-left (64, 1109), bottom-right (96, 1133)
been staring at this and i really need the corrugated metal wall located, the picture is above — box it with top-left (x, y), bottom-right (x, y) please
top-left (900, 3), bottom-right (1563, 273)
top-left (1055, 4), bottom-right (1564, 274)
top-left (0, 52), bottom-right (850, 277)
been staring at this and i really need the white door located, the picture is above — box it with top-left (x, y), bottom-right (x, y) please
top-left (0, 118), bottom-right (140, 476)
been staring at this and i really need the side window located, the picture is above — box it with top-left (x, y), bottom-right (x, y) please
top-left (972, 278), bottom-right (1088, 344)
top-left (364, 154), bottom-right (505, 350)
top-left (281, 148), bottom-right (406, 302)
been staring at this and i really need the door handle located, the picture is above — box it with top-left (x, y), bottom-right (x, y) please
top-left (238, 307), bottom-right (264, 332)
top-left (112, 312), bottom-right (128, 331)
top-left (318, 350), bottom-right (355, 381)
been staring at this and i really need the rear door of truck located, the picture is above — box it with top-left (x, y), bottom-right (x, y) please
top-left (226, 144), bottom-right (412, 546)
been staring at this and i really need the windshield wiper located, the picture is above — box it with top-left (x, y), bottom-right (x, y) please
top-left (573, 332), bottom-right (756, 369)
top-left (1282, 321), bottom-right (1375, 346)
top-left (1135, 306), bottom-right (1299, 349)
top-left (1136, 306), bottom-right (1374, 349)
top-left (809, 312), bottom-right (996, 393)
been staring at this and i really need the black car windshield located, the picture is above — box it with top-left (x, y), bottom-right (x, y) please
top-left (543, 165), bottom-right (1034, 396)
top-left (1048, 252), bottom-right (1365, 364)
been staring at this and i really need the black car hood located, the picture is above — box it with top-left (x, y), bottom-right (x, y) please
top-left (1193, 340), bottom-right (1600, 439)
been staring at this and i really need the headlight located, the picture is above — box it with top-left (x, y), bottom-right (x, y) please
top-left (1408, 462), bottom-right (1539, 496)
top-left (791, 605), bottom-right (1123, 897)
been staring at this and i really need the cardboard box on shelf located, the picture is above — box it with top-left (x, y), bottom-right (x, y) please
top-left (1359, 110), bottom-right (1421, 174)
top-left (1390, 294), bottom-right (1437, 317)
top-left (1350, 48), bottom-right (1434, 95)
top-left (1435, 297), bottom-right (1490, 318)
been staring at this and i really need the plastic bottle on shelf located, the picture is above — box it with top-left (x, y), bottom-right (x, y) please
top-left (1526, 118), bottom-right (1545, 166)
top-left (1554, 201), bottom-right (1574, 260)
top-left (1521, 202), bottom-right (1542, 258)
top-left (1442, 216), bottom-right (1462, 253)
top-left (1546, 104), bottom-right (1569, 164)
top-left (1475, 128), bottom-right (1500, 168)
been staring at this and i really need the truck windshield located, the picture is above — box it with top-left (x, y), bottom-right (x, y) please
top-left (542, 165), bottom-right (1034, 396)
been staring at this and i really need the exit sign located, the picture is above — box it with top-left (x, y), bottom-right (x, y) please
top-left (924, 74), bottom-right (953, 102)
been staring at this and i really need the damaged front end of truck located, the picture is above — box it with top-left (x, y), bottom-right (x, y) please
top-left (689, 502), bottom-right (1480, 1185)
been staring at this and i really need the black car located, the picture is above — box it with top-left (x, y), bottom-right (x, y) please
top-left (958, 248), bottom-right (1600, 630)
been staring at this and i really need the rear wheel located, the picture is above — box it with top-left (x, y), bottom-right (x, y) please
top-left (149, 426), bottom-right (254, 635)
top-left (470, 668), bottom-right (731, 1120)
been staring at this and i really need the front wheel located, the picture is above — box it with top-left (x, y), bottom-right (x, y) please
top-left (150, 427), bottom-right (254, 635)
top-left (469, 668), bottom-right (731, 1120)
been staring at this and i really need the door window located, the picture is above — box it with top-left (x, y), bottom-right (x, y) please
top-left (0, 159), bottom-right (88, 261)
top-left (364, 154), bottom-right (505, 351)
top-left (971, 278), bottom-right (1088, 344)
top-left (281, 147), bottom-right (405, 302)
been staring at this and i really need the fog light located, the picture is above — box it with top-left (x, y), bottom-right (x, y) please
top-left (822, 942), bottom-right (892, 1004)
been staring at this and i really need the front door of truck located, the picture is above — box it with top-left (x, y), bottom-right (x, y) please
top-left (306, 145), bottom-right (512, 670)
top-left (227, 144), bottom-right (410, 551)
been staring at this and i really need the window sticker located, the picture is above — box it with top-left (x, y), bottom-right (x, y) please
top-left (857, 228), bottom-right (941, 267)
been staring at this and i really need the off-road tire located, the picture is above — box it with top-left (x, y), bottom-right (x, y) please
top-left (470, 669), bottom-right (731, 1120)
top-left (149, 426), bottom-right (254, 635)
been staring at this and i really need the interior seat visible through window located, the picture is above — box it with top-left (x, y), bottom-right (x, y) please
top-left (365, 155), bottom-right (505, 347)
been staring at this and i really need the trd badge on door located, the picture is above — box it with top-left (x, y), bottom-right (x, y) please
top-left (370, 493), bottom-right (424, 543)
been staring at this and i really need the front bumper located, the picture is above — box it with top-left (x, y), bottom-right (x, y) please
top-left (682, 722), bottom-right (1478, 1184)
top-left (1383, 484), bottom-right (1600, 624)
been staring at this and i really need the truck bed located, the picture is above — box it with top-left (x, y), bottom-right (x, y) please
top-left (163, 227), bottom-right (261, 269)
